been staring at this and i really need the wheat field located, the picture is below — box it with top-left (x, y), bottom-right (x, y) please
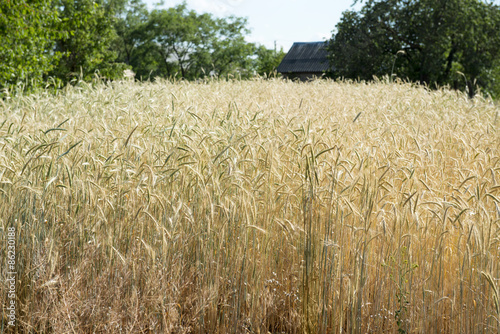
top-left (1, 78), bottom-right (500, 333)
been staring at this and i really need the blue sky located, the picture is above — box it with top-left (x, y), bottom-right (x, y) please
top-left (143, 0), bottom-right (500, 52)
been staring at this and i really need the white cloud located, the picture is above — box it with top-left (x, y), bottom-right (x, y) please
top-left (148, 0), bottom-right (236, 15)
top-left (189, 0), bottom-right (229, 15)
top-left (223, 0), bottom-right (245, 7)
top-left (183, 0), bottom-right (247, 15)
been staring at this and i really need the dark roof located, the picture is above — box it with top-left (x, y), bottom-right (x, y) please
top-left (277, 42), bottom-right (330, 73)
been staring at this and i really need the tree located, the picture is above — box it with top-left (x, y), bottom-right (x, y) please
top-left (51, 0), bottom-right (127, 83)
top-left (0, 0), bottom-right (259, 91)
top-left (453, 0), bottom-right (500, 96)
top-left (113, 0), bottom-right (149, 66)
top-left (145, 4), bottom-right (255, 80)
top-left (326, 9), bottom-right (398, 80)
top-left (147, 4), bottom-right (200, 78)
top-left (113, 0), bottom-right (160, 80)
top-left (253, 45), bottom-right (286, 77)
top-left (328, 0), bottom-right (500, 98)
top-left (198, 16), bottom-right (256, 79)
top-left (0, 0), bottom-right (65, 93)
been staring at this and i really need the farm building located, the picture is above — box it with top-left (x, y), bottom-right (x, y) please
top-left (277, 41), bottom-right (330, 81)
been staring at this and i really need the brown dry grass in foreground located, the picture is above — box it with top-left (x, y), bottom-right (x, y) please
top-left (1, 78), bottom-right (500, 333)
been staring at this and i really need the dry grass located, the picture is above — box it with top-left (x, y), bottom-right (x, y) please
top-left (1, 78), bottom-right (500, 333)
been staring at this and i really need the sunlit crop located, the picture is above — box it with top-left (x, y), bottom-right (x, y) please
top-left (1, 78), bottom-right (499, 333)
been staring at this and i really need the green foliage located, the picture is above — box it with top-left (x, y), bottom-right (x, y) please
top-left (0, 0), bottom-right (268, 93)
top-left (51, 0), bottom-right (128, 83)
top-left (327, 10), bottom-right (397, 80)
top-left (384, 247), bottom-right (418, 334)
top-left (144, 4), bottom-right (255, 80)
top-left (197, 16), bottom-right (256, 79)
top-left (328, 0), bottom-right (500, 98)
top-left (113, 0), bottom-right (155, 79)
top-left (0, 0), bottom-right (65, 94)
top-left (491, 58), bottom-right (500, 99)
top-left (253, 45), bottom-right (286, 77)
top-left (454, 0), bottom-right (500, 97)
top-left (0, 0), bottom-right (129, 94)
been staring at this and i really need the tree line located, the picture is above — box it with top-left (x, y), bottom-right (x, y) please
top-left (0, 0), bottom-right (285, 95)
top-left (327, 0), bottom-right (500, 98)
top-left (2, 0), bottom-right (500, 98)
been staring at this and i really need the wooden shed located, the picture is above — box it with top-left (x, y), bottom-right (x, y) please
top-left (277, 41), bottom-right (330, 81)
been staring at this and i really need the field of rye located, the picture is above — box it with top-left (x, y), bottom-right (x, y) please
top-left (1, 78), bottom-right (500, 333)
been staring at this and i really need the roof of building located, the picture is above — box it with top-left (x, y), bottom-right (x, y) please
top-left (277, 42), bottom-right (330, 73)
